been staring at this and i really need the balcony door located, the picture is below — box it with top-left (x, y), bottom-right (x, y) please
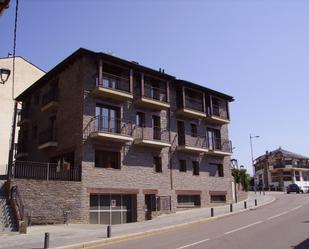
top-left (96, 105), bottom-right (120, 133)
top-left (152, 115), bottom-right (161, 140)
top-left (177, 121), bottom-right (185, 145)
top-left (207, 128), bottom-right (220, 150)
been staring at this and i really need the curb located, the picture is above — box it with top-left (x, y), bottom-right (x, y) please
top-left (56, 195), bottom-right (276, 249)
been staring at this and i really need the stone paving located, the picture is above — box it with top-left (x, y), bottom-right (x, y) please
top-left (0, 192), bottom-right (277, 249)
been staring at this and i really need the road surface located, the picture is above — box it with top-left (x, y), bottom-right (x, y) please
top-left (94, 193), bottom-right (309, 249)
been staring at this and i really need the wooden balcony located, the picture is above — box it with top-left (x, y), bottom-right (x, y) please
top-left (176, 96), bottom-right (206, 119)
top-left (17, 109), bottom-right (30, 126)
top-left (206, 138), bottom-right (232, 156)
top-left (177, 135), bottom-right (209, 154)
top-left (15, 142), bottom-right (28, 159)
top-left (41, 89), bottom-right (59, 112)
top-left (206, 102), bottom-right (230, 124)
top-left (135, 82), bottom-right (170, 110)
top-left (86, 116), bottom-right (134, 143)
top-left (93, 73), bottom-right (133, 102)
top-left (38, 128), bottom-right (58, 150)
top-left (134, 126), bottom-right (171, 148)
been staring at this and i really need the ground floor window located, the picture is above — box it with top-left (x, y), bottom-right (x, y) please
top-left (89, 194), bottom-right (135, 224)
top-left (177, 195), bottom-right (201, 208)
top-left (95, 150), bottom-right (120, 169)
top-left (210, 195), bottom-right (226, 203)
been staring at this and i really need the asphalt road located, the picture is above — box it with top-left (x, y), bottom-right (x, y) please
top-left (94, 193), bottom-right (309, 249)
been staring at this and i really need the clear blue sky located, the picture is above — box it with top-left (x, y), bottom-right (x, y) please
top-left (1, 0), bottom-right (309, 175)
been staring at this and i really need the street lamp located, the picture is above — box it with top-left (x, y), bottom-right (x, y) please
top-left (0, 68), bottom-right (11, 84)
top-left (250, 134), bottom-right (260, 193)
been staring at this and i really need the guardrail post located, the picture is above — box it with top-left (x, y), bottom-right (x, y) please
top-left (210, 208), bottom-right (214, 217)
top-left (244, 201), bottom-right (247, 209)
top-left (255, 199), bottom-right (257, 206)
top-left (230, 203), bottom-right (233, 212)
top-left (47, 163), bottom-right (49, 181)
top-left (44, 232), bottom-right (50, 249)
top-left (107, 225), bottom-right (111, 238)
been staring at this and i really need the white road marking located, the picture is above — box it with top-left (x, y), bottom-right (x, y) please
top-left (224, 221), bottom-right (263, 235)
top-left (267, 211), bottom-right (289, 220)
top-left (175, 238), bottom-right (211, 249)
top-left (290, 205), bottom-right (302, 211)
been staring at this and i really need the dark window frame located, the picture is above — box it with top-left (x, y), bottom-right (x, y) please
top-left (179, 160), bottom-right (187, 172)
top-left (153, 156), bottom-right (162, 173)
top-left (190, 123), bottom-right (197, 137)
top-left (136, 112), bottom-right (145, 127)
top-left (95, 150), bottom-right (121, 169)
top-left (192, 161), bottom-right (199, 175)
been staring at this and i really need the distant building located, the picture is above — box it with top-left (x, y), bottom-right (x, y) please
top-left (0, 56), bottom-right (45, 174)
top-left (254, 147), bottom-right (309, 191)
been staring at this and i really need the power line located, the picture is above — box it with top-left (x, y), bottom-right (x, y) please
top-left (12, 0), bottom-right (19, 99)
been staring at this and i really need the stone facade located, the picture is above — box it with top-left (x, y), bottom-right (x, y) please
top-left (14, 48), bottom-right (241, 225)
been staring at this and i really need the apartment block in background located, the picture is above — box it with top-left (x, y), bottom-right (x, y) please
top-left (12, 48), bottom-right (236, 225)
top-left (254, 147), bottom-right (309, 191)
top-left (0, 56), bottom-right (45, 175)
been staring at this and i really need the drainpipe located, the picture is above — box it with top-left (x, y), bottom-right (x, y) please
top-left (7, 101), bottom-right (18, 180)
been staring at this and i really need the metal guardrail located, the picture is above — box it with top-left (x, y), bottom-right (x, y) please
top-left (13, 161), bottom-right (81, 181)
top-left (134, 126), bottom-right (170, 143)
top-left (86, 115), bottom-right (133, 137)
top-left (11, 185), bottom-right (25, 221)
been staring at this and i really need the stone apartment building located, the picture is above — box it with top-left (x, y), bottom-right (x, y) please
top-left (12, 48), bottom-right (236, 225)
top-left (254, 147), bottom-right (309, 191)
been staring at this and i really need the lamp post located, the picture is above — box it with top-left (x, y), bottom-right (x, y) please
top-left (0, 68), bottom-right (11, 84)
top-left (250, 134), bottom-right (260, 193)
top-left (231, 159), bottom-right (238, 203)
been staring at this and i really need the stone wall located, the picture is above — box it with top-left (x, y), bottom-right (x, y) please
top-left (12, 179), bottom-right (87, 225)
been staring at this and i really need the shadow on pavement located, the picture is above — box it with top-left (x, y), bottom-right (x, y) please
top-left (294, 238), bottom-right (309, 249)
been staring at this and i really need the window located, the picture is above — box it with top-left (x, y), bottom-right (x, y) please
top-left (210, 195), bottom-right (226, 203)
top-left (95, 150), bottom-right (120, 169)
top-left (218, 164), bottom-right (224, 177)
top-left (32, 125), bottom-right (37, 139)
top-left (95, 104), bottom-right (120, 133)
top-left (190, 123), bottom-right (197, 137)
top-left (192, 161), bottom-right (199, 175)
top-left (136, 112), bottom-right (145, 127)
top-left (179, 160), bottom-right (186, 172)
top-left (177, 195), bottom-right (200, 207)
top-left (154, 156), bottom-right (162, 173)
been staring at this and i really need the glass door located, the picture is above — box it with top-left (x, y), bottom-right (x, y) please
top-left (152, 115), bottom-right (161, 140)
top-left (96, 105), bottom-right (119, 133)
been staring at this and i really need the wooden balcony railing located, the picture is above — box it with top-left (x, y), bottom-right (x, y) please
top-left (184, 96), bottom-right (204, 112)
top-left (96, 72), bottom-right (130, 92)
top-left (13, 161), bottom-right (81, 181)
top-left (211, 103), bottom-right (228, 120)
top-left (144, 84), bottom-right (168, 102)
top-left (38, 128), bottom-right (57, 145)
top-left (42, 89), bottom-right (58, 107)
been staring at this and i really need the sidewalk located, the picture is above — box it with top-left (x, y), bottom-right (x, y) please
top-left (0, 192), bottom-right (276, 249)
